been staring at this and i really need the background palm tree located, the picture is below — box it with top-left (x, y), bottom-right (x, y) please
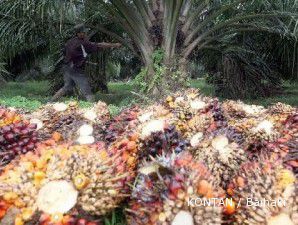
top-left (0, 0), bottom-right (297, 98)
top-left (98, 0), bottom-right (297, 96)
top-left (0, 0), bottom-right (119, 94)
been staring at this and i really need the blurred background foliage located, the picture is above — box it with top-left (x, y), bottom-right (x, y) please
top-left (0, 0), bottom-right (297, 101)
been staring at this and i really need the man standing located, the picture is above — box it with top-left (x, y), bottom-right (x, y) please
top-left (52, 24), bottom-right (121, 102)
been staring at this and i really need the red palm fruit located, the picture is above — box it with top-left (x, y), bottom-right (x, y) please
top-left (65, 217), bottom-right (77, 225)
top-left (86, 222), bottom-right (98, 225)
top-left (1, 125), bottom-right (11, 132)
top-left (4, 132), bottom-right (15, 142)
top-left (76, 219), bottom-right (87, 225)
top-left (39, 213), bottom-right (51, 223)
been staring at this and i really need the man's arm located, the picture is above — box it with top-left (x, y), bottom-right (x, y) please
top-left (97, 42), bottom-right (122, 49)
top-left (83, 40), bottom-right (121, 53)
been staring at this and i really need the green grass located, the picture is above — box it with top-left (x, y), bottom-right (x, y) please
top-left (243, 81), bottom-right (298, 106)
top-left (0, 81), bottom-right (49, 110)
top-left (0, 81), bottom-right (136, 115)
top-left (190, 78), bottom-right (215, 96)
top-left (0, 79), bottom-right (297, 113)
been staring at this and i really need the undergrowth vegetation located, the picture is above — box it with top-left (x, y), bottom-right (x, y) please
top-left (0, 79), bottom-right (297, 115)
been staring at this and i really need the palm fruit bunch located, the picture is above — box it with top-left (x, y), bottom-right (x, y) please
top-left (268, 102), bottom-right (295, 115)
top-left (38, 215), bottom-right (101, 225)
top-left (136, 104), bottom-right (188, 159)
top-left (222, 100), bottom-right (266, 120)
top-left (266, 103), bottom-right (296, 133)
top-left (282, 113), bottom-right (298, 173)
top-left (227, 118), bottom-right (268, 157)
top-left (0, 143), bottom-right (133, 225)
top-left (190, 135), bottom-right (247, 188)
top-left (0, 107), bottom-right (22, 127)
top-left (228, 117), bottom-right (257, 135)
top-left (30, 102), bottom-right (108, 145)
top-left (265, 112), bottom-right (298, 174)
top-left (29, 102), bottom-right (84, 141)
top-left (137, 104), bottom-right (172, 123)
top-left (185, 112), bottom-right (214, 139)
top-left (138, 123), bottom-right (189, 160)
top-left (244, 119), bottom-right (281, 144)
top-left (107, 134), bottom-right (139, 193)
top-left (209, 99), bottom-right (228, 128)
top-left (127, 152), bottom-right (224, 225)
top-left (211, 126), bottom-right (245, 146)
top-left (0, 108), bottom-right (38, 166)
top-left (163, 89), bottom-right (218, 139)
top-left (228, 160), bottom-right (297, 225)
top-left (86, 100), bottom-right (110, 122)
top-left (95, 106), bottom-right (140, 144)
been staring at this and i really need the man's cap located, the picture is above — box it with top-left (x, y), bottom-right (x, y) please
top-left (74, 24), bottom-right (87, 33)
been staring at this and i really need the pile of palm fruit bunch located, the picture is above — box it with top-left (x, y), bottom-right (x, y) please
top-left (0, 107), bottom-right (38, 166)
top-left (0, 88), bottom-right (297, 225)
top-left (125, 89), bottom-right (297, 225)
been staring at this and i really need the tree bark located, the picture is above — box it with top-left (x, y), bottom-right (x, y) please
top-left (0, 75), bottom-right (7, 87)
top-left (86, 51), bottom-right (108, 94)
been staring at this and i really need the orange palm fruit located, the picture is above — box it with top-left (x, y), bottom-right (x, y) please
top-left (227, 187), bottom-right (234, 196)
top-left (73, 174), bottom-right (89, 190)
top-left (39, 213), bottom-right (51, 223)
top-left (129, 133), bottom-right (139, 141)
top-left (21, 208), bottom-right (34, 221)
top-left (224, 198), bottom-right (236, 215)
top-left (51, 213), bottom-right (63, 223)
top-left (205, 190), bottom-right (214, 198)
top-left (14, 199), bottom-right (25, 208)
top-left (36, 159), bottom-right (47, 170)
top-left (236, 177), bottom-right (245, 188)
top-left (52, 132), bottom-right (62, 142)
top-left (122, 151), bottom-right (130, 161)
top-left (0, 209), bottom-right (6, 219)
top-left (127, 141), bottom-right (137, 150)
top-left (62, 215), bottom-right (71, 224)
top-left (127, 156), bottom-right (136, 167)
top-left (15, 216), bottom-right (24, 225)
top-left (3, 192), bottom-right (18, 202)
top-left (197, 180), bottom-right (212, 196)
top-left (34, 171), bottom-right (45, 181)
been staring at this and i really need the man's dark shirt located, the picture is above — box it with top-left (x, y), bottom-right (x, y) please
top-left (64, 37), bottom-right (98, 69)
